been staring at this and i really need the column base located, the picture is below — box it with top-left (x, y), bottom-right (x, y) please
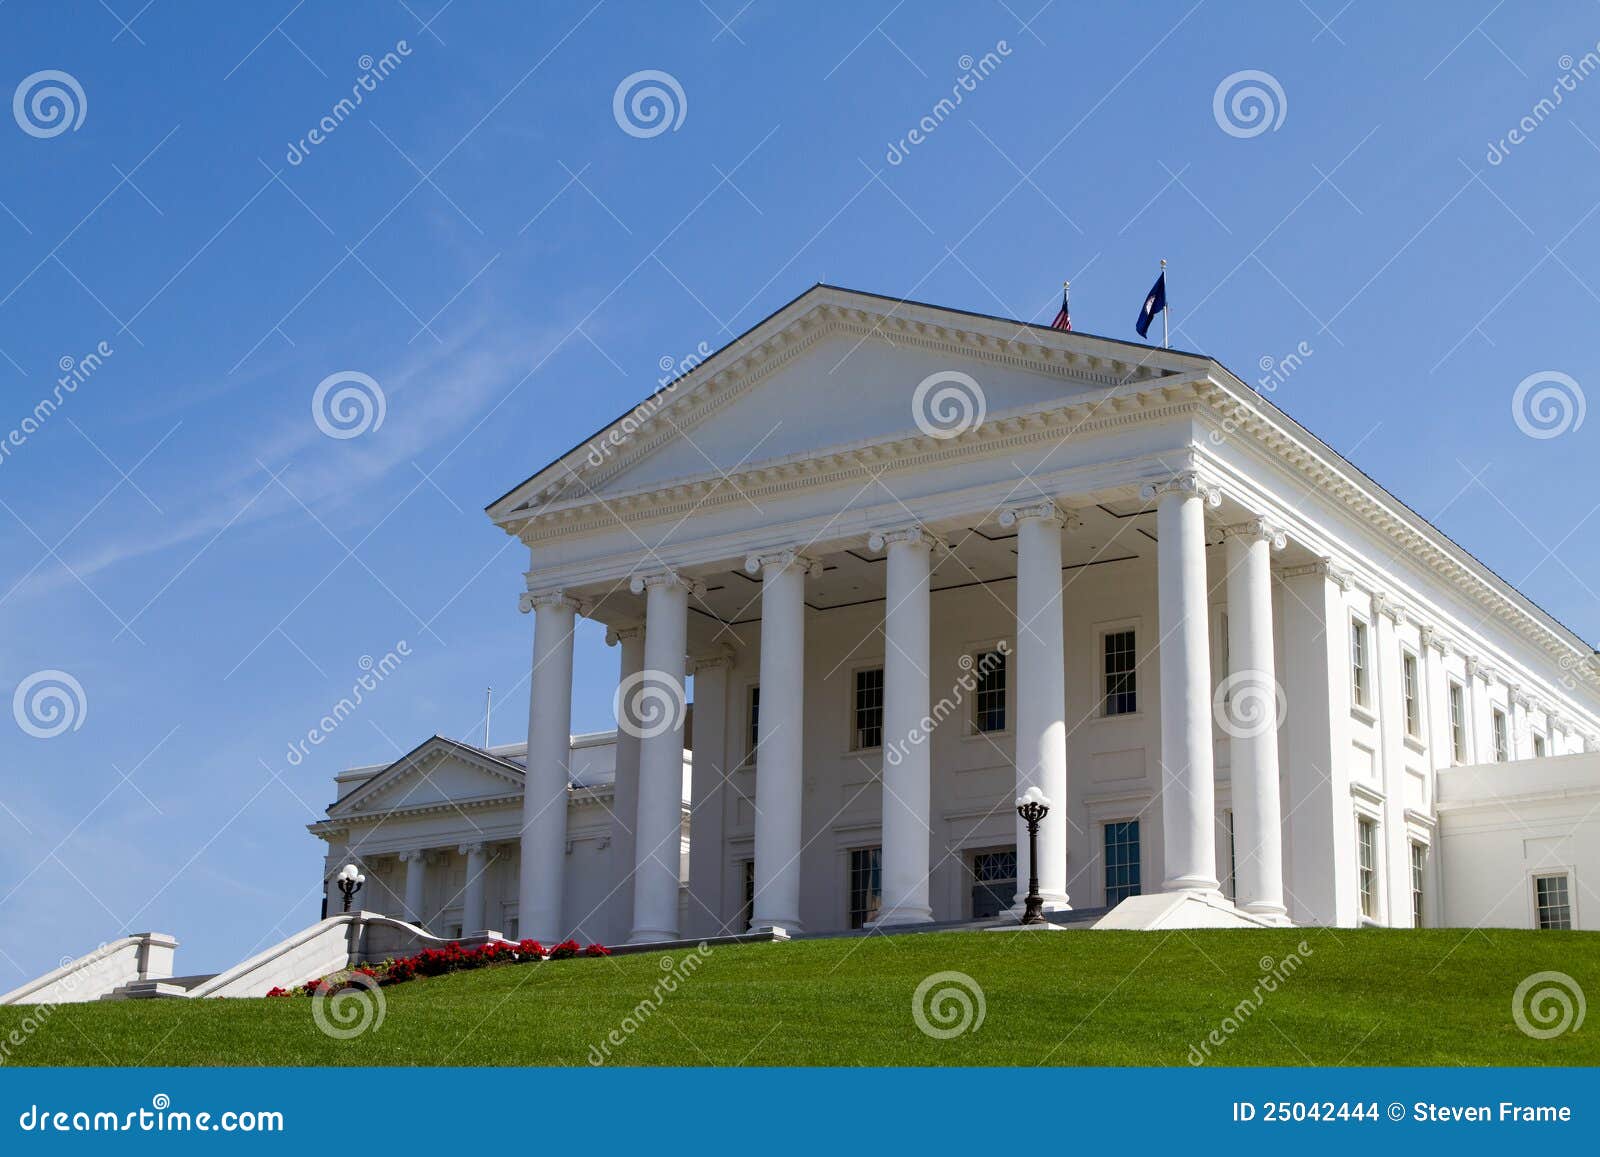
top-left (1161, 875), bottom-right (1222, 896)
top-left (748, 919), bottom-right (802, 937)
top-left (626, 927), bottom-right (679, 945)
top-left (1239, 902), bottom-right (1292, 926)
top-left (866, 905), bottom-right (933, 929)
top-left (1003, 893), bottom-right (1071, 920)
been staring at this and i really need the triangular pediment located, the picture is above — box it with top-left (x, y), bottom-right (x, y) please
top-left (328, 736), bottom-right (523, 820)
top-left (486, 285), bottom-right (1204, 528)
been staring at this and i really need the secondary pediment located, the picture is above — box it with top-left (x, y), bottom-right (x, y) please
top-left (328, 736), bottom-right (524, 820)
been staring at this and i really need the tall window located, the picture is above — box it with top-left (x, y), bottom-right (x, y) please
top-left (1357, 817), bottom-right (1378, 919)
top-left (1350, 619), bottom-right (1370, 708)
top-left (852, 667), bottom-right (884, 750)
top-left (848, 847), bottom-right (882, 928)
top-left (1492, 708), bottom-right (1510, 762)
top-left (972, 650), bottom-right (1007, 733)
top-left (1104, 820), bottom-right (1141, 905)
top-left (746, 685), bottom-right (760, 764)
top-left (1401, 651), bottom-right (1421, 738)
top-left (740, 860), bottom-right (755, 932)
top-left (1409, 843), bottom-right (1426, 929)
top-left (1533, 733), bottom-right (1547, 758)
top-left (1103, 630), bottom-right (1137, 716)
top-left (1223, 809), bottom-right (1237, 902)
top-left (1535, 874), bottom-right (1572, 930)
top-left (969, 849), bottom-right (1016, 920)
top-left (1448, 680), bottom-right (1466, 763)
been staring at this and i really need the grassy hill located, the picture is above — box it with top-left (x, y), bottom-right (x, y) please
top-left (2, 927), bottom-right (1594, 1066)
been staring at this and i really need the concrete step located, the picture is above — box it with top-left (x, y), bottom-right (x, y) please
top-left (99, 979), bottom-right (194, 1001)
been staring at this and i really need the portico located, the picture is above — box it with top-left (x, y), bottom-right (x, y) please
top-left (478, 285), bottom-right (1600, 941)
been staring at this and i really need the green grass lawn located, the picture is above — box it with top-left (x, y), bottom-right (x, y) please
top-left (2, 928), bottom-right (1594, 1066)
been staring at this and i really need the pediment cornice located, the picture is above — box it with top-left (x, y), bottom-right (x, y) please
top-left (328, 736), bottom-right (526, 821)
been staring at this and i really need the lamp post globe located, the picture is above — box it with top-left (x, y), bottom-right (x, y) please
top-left (336, 862), bottom-right (366, 913)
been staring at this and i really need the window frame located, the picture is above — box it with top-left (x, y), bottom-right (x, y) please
top-left (1533, 732), bottom-right (1547, 758)
top-left (743, 682), bottom-right (760, 768)
top-left (1100, 624), bottom-right (1140, 718)
top-left (1447, 679), bottom-right (1467, 764)
top-left (1409, 841), bottom-right (1426, 929)
top-left (1400, 648), bottom-right (1421, 740)
top-left (848, 663), bottom-right (885, 752)
top-left (1533, 872), bottom-right (1573, 930)
top-left (1356, 816), bottom-right (1379, 920)
top-left (1349, 615), bottom-right (1371, 710)
top-left (966, 847), bottom-right (1018, 920)
top-left (847, 845), bottom-right (883, 929)
top-left (1103, 819), bottom-right (1142, 906)
top-left (1492, 706), bottom-right (1510, 762)
top-left (968, 646), bottom-right (1010, 736)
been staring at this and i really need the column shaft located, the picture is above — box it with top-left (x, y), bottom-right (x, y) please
top-left (1010, 508), bottom-right (1069, 911)
top-left (1155, 485), bottom-right (1220, 893)
top-left (609, 628), bottom-right (646, 927)
top-left (750, 556), bottom-right (807, 932)
top-left (629, 578), bottom-right (690, 943)
top-left (402, 852), bottom-right (428, 927)
top-left (461, 844), bottom-right (488, 933)
top-left (1224, 526), bottom-right (1286, 920)
top-left (876, 533), bottom-right (935, 925)
top-left (519, 594), bottom-right (578, 943)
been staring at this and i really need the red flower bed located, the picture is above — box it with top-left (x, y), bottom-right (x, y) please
top-left (266, 937), bottom-right (609, 998)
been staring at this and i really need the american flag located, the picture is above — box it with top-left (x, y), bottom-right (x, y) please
top-left (1051, 282), bottom-right (1071, 332)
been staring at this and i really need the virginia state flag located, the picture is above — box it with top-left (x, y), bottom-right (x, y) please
top-left (1135, 272), bottom-right (1167, 338)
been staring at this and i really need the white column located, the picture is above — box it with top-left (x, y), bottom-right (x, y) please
top-left (607, 625), bottom-right (646, 921)
top-left (1465, 657), bottom-right (1489, 762)
top-left (745, 548), bottom-right (818, 934)
top-left (1000, 501), bottom-right (1071, 913)
top-left (628, 571), bottom-right (697, 944)
top-left (1370, 594), bottom-right (1413, 925)
top-left (687, 650), bottom-right (733, 937)
top-left (1222, 519), bottom-right (1288, 922)
top-left (400, 850), bottom-right (429, 926)
top-left (518, 588), bottom-right (582, 943)
top-left (1143, 472), bottom-right (1221, 894)
top-left (460, 843), bottom-right (489, 933)
top-left (869, 526), bottom-right (939, 926)
top-left (1509, 688), bottom-right (1529, 760)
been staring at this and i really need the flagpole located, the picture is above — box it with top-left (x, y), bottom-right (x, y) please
top-left (1161, 258), bottom-right (1169, 349)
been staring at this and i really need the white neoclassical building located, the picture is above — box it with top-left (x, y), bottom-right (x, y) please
top-left (317, 284), bottom-right (1600, 943)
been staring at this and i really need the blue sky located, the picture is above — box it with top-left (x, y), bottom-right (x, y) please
top-left (1, 1), bottom-right (1596, 977)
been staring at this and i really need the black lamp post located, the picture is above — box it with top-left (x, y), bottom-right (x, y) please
top-left (336, 863), bottom-right (366, 913)
top-left (1015, 787), bottom-right (1050, 926)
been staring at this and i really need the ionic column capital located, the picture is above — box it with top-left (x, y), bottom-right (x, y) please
top-left (998, 500), bottom-right (1077, 530)
top-left (458, 842), bottom-right (486, 858)
top-left (743, 548), bottom-right (825, 577)
top-left (520, 588), bottom-right (586, 615)
top-left (397, 849), bottom-right (430, 864)
top-left (867, 525), bottom-right (947, 553)
top-left (1140, 469), bottom-right (1222, 508)
top-left (628, 569), bottom-right (707, 598)
top-left (689, 646), bottom-right (736, 676)
top-left (605, 624), bottom-right (645, 647)
top-left (1220, 517), bottom-right (1287, 550)
top-left (1278, 557), bottom-right (1351, 591)
top-left (1370, 591), bottom-right (1408, 627)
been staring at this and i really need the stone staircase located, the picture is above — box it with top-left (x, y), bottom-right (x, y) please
top-left (100, 973), bottom-right (217, 1001)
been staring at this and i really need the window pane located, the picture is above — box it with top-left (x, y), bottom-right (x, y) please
top-left (1103, 630), bottom-right (1137, 716)
top-left (973, 650), bottom-right (1007, 732)
top-left (1402, 653), bottom-right (1419, 737)
top-left (849, 847), bottom-right (882, 928)
top-left (1410, 843), bottom-right (1426, 929)
top-left (1351, 621), bottom-right (1368, 706)
top-left (1357, 819), bottom-right (1377, 918)
top-left (854, 668), bottom-right (883, 750)
top-left (1536, 875), bottom-right (1572, 930)
top-left (1449, 683), bottom-right (1466, 762)
top-left (1104, 821), bottom-right (1141, 905)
